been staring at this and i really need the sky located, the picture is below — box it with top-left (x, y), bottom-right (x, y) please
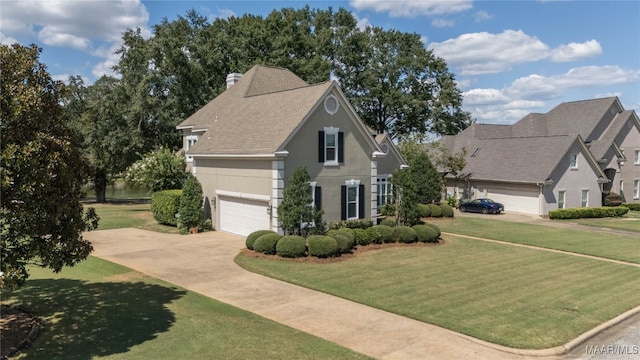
top-left (1, 0), bottom-right (639, 125)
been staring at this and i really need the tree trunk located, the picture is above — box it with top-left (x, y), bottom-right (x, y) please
top-left (94, 169), bottom-right (107, 203)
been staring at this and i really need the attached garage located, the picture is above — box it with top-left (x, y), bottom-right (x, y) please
top-left (486, 185), bottom-right (540, 215)
top-left (218, 194), bottom-right (270, 237)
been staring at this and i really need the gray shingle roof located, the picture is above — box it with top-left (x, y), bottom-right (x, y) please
top-left (178, 65), bottom-right (334, 154)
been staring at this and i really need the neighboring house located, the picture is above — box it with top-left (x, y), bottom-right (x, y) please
top-left (438, 97), bottom-right (640, 216)
top-left (177, 65), bottom-right (405, 236)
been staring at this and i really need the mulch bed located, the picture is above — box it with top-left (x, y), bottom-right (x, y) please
top-left (240, 239), bottom-right (444, 263)
top-left (0, 305), bottom-right (40, 359)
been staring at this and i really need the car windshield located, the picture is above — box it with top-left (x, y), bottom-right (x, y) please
top-left (483, 199), bottom-right (495, 203)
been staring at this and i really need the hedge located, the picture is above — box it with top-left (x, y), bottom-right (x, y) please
top-left (440, 204), bottom-right (454, 218)
top-left (428, 204), bottom-right (443, 218)
top-left (307, 235), bottom-right (338, 258)
top-left (379, 218), bottom-right (396, 227)
top-left (549, 207), bottom-right (629, 219)
top-left (417, 204), bottom-right (431, 218)
top-left (151, 189), bottom-right (183, 226)
top-left (276, 236), bottom-right (307, 258)
top-left (412, 225), bottom-right (439, 243)
top-left (328, 219), bottom-right (373, 230)
top-left (393, 226), bottom-right (418, 243)
top-left (424, 223), bottom-right (441, 238)
top-left (246, 230), bottom-right (276, 250)
top-left (372, 225), bottom-right (394, 243)
top-left (352, 228), bottom-right (371, 246)
top-left (622, 203), bottom-right (640, 211)
top-left (253, 233), bottom-right (283, 255)
top-left (327, 229), bottom-right (356, 253)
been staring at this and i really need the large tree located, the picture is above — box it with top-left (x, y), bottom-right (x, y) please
top-left (335, 26), bottom-right (472, 139)
top-left (1, 44), bottom-right (99, 289)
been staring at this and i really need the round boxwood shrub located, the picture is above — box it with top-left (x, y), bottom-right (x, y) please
top-left (307, 235), bottom-right (338, 258)
top-left (417, 204), bottom-right (431, 218)
top-left (379, 218), bottom-right (396, 227)
top-left (366, 227), bottom-right (382, 244)
top-left (393, 226), bottom-right (417, 243)
top-left (352, 228), bottom-right (371, 246)
top-left (372, 225), bottom-right (394, 243)
top-left (412, 225), bottom-right (439, 243)
top-left (439, 204), bottom-right (454, 218)
top-left (424, 223), bottom-right (441, 238)
top-left (332, 233), bottom-right (355, 254)
top-left (328, 229), bottom-right (355, 243)
top-left (276, 235), bottom-right (307, 258)
top-left (246, 230), bottom-right (276, 250)
top-left (428, 204), bottom-right (443, 217)
top-left (253, 233), bottom-right (283, 255)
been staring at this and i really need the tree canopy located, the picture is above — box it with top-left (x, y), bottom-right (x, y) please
top-left (1, 44), bottom-right (99, 289)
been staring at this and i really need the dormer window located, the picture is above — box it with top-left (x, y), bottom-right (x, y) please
top-left (186, 135), bottom-right (198, 162)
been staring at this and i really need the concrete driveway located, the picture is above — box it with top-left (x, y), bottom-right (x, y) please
top-left (84, 228), bottom-right (637, 360)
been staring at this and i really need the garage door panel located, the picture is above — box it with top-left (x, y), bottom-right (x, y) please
top-left (488, 187), bottom-right (539, 215)
top-left (219, 196), bottom-right (270, 236)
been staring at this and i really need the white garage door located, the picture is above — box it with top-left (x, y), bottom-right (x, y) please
top-left (219, 196), bottom-right (270, 236)
top-left (488, 187), bottom-right (539, 215)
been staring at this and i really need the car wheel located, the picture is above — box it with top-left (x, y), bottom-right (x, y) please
top-left (481, 208), bottom-right (488, 214)
top-left (459, 206), bottom-right (466, 212)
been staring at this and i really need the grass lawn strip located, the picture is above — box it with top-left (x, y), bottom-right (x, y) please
top-left (3, 257), bottom-right (371, 360)
top-left (235, 236), bottom-right (640, 349)
top-left (89, 203), bottom-right (180, 234)
top-left (444, 232), bottom-right (640, 268)
top-left (436, 217), bottom-right (640, 264)
top-left (573, 211), bottom-right (640, 233)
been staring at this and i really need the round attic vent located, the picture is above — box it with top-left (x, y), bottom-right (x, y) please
top-left (381, 143), bottom-right (389, 154)
top-left (324, 95), bottom-right (339, 115)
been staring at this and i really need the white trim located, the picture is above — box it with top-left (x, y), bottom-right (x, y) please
top-left (345, 180), bottom-right (360, 220)
top-left (190, 152), bottom-right (288, 159)
top-left (216, 190), bottom-right (271, 202)
top-left (324, 126), bottom-right (339, 166)
top-left (324, 94), bottom-right (340, 115)
top-left (271, 160), bottom-right (285, 234)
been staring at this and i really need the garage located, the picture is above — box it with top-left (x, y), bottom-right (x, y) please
top-left (218, 195), bottom-right (270, 236)
top-left (487, 185), bottom-right (540, 215)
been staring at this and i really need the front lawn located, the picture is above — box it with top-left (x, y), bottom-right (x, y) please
top-left (236, 236), bottom-right (640, 349)
top-left (88, 202), bottom-right (180, 234)
top-left (3, 257), bottom-right (370, 360)
top-left (572, 210), bottom-right (640, 232)
top-left (436, 216), bottom-right (640, 263)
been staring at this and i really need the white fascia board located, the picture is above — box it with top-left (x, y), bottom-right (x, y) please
top-left (190, 152), bottom-right (288, 160)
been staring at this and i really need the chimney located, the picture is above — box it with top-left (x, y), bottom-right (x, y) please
top-left (226, 72), bottom-right (243, 89)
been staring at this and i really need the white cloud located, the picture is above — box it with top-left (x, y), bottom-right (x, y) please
top-left (0, 33), bottom-right (19, 45)
top-left (474, 10), bottom-right (493, 22)
top-left (39, 26), bottom-right (91, 50)
top-left (431, 18), bottom-right (454, 27)
top-left (349, 0), bottom-right (472, 17)
top-left (428, 30), bottom-right (604, 75)
top-left (462, 65), bottom-right (640, 124)
top-left (550, 39), bottom-right (602, 62)
top-left (215, 8), bottom-right (236, 19)
top-left (353, 13), bottom-right (372, 31)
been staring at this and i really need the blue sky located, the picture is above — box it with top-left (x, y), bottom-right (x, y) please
top-left (2, 0), bottom-right (639, 124)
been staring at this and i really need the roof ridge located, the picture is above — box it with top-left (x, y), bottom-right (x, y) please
top-left (243, 80), bottom-right (330, 98)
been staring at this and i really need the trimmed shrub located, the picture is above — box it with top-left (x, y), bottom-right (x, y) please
top-left (413, 225), bottom-right (439, 243)
top-left (365, 227), bottom-right (382, 244)
top-left (352, 228), bottom-right (371, 246)
top-left (372, 225), bottom-right (394, 243)
top-left (276, 236), bottom-right (307, 258)
top-left (622, 203), bottom-right (640, 211)
top-left (393, 226), bottom-right (418, 243)
top-left (332, 228), bottom-right (355, 242)
top-left (327, 229), bottom-right (356, 253)
top-left (307, 235), bottom-right (338, 258)
top-left (179, 174), bottom-right (204, 230)
top-left (328, 219), bottom-right (373, 230)
top-left (428, 204), bottom-right (443, 218)
top-left (151, 189), bottom-right (182, 226)
top-left (424, 223), bottom-right (441, 238)
top-left (417, 203), bottom-right (431, 218)
top-left (253, 233), bottom-right (283, 255)
top-left (440, 204), bottom-right (454, 218)
top-left (379, 218), bottom-right (396, 227)
top-left (549, 207), bottom-right (629, 219)
top-left (246, 230), bottom-right (276, 250)
top-left (604, 192), bottom-right (624, 207)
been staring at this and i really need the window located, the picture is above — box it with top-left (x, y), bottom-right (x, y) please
top-left (635, 150), bottom-right (640, 165)
top-left (302, 183), bottom-right (322, 229)
top-left (581, 190), bottom-right (589, 207)
top-left (186, 135), bottom-right (198, 162)
top-left (558, 191), bottom-right (565, 209)
top-left (341, 181), bottom-right (364, 220)
top-left (318, 127), bottom-right (343, 165)
top-left (376, 176), bottom-right (392, 208)
top-left (634, 180), bottom-right (640, 200)
top-left (570, 154), bottom-right (578, 169)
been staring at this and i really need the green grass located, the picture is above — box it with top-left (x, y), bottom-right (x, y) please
top-left (3, 257), bottom-right (371, 360)
top-left (572, 210), bottom-right (640, 232)
top-left (236, 237), bottom-right (640, 349)
top-left (435, 217), bottom-right (640, 263)
top-left (89, 203), bottom-right (181, 234)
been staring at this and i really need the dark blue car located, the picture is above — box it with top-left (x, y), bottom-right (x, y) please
top-left (459, 198), bottom-right (504, 214)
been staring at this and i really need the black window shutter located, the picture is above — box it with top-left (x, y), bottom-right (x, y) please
top-left (318, 131), bottom-right (325, 162)
top-left (314, 186), bottom-right (322, 211)
top-left (340, 185), bottom-right (346, 220)
top-left (338, 132), bottom-right (344, 163)
top-left (358, 184), bottom-right (365, 219)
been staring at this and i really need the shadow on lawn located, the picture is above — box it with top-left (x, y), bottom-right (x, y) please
top-left (6, 278), bottom-right (186, 359)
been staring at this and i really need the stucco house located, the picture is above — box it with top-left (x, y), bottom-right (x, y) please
top-left (176, 65), bottom-right (405, 236)
top-left (438, 97), bottom-right (640, 216)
